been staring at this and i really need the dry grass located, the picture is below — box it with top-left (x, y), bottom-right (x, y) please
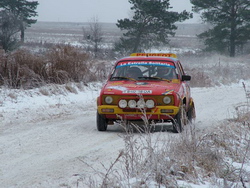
top-left (46, 45), bottom-right (90, 84)
top-left (0, 45), bottom-right (103, 89)
top-left (80, 108), bottom-right (250, 187)
top-left (0, 49), bottom-right (46, 88)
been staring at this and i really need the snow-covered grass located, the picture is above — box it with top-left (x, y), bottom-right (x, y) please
top-left (81, 111), bottom-right (250, 188)
top-left (0, 80), bottom-right (250, 188)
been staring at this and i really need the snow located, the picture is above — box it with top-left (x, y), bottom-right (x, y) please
top-left (193, 81), bottom-right (247, 128)
top-left (0, 80), bottom-right (249, 187)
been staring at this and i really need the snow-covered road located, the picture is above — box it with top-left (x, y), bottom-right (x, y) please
top-left (0, 81), bottom-right (248, 187)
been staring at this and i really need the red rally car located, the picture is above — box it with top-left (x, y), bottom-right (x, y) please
top-left (96, 53), bottom-right (195, 133)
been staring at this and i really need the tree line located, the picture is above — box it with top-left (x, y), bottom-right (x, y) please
top-left (0, 0), bottom-right (250, 57)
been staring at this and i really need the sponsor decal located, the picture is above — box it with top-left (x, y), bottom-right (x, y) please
top-left (172, 79), bottom-right (180, 83)
top-left (162, 89), bottom-right (174, 95)
top-left (116, 61), bottom-right (175, 68)
top-left (130, 53), bottom-right (177, 58)
top-left (110, 82), bottom-right (123, 85)
top-left (136, 82), bottom-right (148, 85)
top-left (107, 86), bottom-right (127, 91)
top-left (123, 90), bottom-right (152, 94)
top-left (123, 84), bottom-right (137, 88)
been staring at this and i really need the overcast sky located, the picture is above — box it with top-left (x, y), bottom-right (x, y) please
top-left (36, 0), bottom-right (200, 23)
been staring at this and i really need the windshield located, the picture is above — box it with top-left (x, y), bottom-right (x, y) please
top-left (110, 60), bottom-right (178, 81)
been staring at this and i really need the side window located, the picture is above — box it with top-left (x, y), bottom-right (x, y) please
top-left (178, 62), bottom-right (185, 75)
top-left (175, 62), bottom-right (181, 79)
top-left (176, 61), bottom-right (185, 78)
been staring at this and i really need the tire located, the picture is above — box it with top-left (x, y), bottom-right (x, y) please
top-left (187, 103), bottom-right (196, 123)
top-left (173, 104), bottom-right (187, 133)
top-left (96, 112), bottom-right (107, 131)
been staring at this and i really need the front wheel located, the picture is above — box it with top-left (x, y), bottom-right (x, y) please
top-left (96, 112), bottom-right (107, 131)
top-left (173, 104), bottom-right (187, 133)
top-left (187, 103), bottom-right (196, 123)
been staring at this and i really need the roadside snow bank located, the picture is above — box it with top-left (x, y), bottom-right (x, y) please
top-left (0, 82), bottom-right (102, 127)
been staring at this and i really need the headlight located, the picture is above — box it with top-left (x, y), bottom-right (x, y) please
top-left (146, 100), bottom-right (155, 108)
top-left (163, 96), bottom-right (171, 104)
top-left (128, 100), bottom-right (137, 108)
top-left (137, 99), bottom-right (146, 108)
top-left (118, 99), bottom-right (127, 108)
top-left (105, 96), bottom-right (113, 104)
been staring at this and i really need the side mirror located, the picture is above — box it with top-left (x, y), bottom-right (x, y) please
top-left (182, 75), bottom-right (191, 81)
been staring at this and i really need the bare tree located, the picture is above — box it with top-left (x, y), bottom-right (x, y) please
top-left (82, 17), bottom-right (103, 58)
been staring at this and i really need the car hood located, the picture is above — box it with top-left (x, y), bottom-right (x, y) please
top-left (102, 80), bottom-right (181, 95)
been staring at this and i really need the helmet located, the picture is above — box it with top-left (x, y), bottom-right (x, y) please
top-left (157, 66), bottom-right (171, 75)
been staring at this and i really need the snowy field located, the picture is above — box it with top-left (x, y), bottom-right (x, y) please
top-left (0, 80), bottom-right (249, 187)
top-left (0, 21), bottom-right (249, 187)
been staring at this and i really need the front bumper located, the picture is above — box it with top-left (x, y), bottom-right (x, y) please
top-left (97, 105), bottom-right (179, 120)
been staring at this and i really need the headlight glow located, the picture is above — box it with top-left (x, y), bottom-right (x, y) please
top-left (163, 96), bottom-right (171, 104)
top-left (118, 99), bottom-right (127, 108)
top-left (105, 96), bottom-right (113, 104)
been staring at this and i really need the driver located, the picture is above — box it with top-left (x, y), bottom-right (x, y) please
top-left (157, 66), bottom-right (176, 79)
top-left (127, 67), bottom-right (143, 79)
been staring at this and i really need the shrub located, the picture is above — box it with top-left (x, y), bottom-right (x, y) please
top-left (0, 45), bottom-right (103, 88)
top-left (46, 45), bottom-right (91, 84)
top-left (0, 49), bottom-right (46, 88)
top-left (80, 114), bottom-right (250, 187)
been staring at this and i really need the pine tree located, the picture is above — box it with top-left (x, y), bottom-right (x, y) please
top-left (0, 0), bottom-right (38, 43)
top-left (0, 10), bottom-right (20, 51)
top-left (115, 0), bottom-right (192, 54)
top-left (191, 0), bottom-right (250, 57)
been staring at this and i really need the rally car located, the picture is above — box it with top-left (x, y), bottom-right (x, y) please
top-left (96, 53), bottom-right (195, 133)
